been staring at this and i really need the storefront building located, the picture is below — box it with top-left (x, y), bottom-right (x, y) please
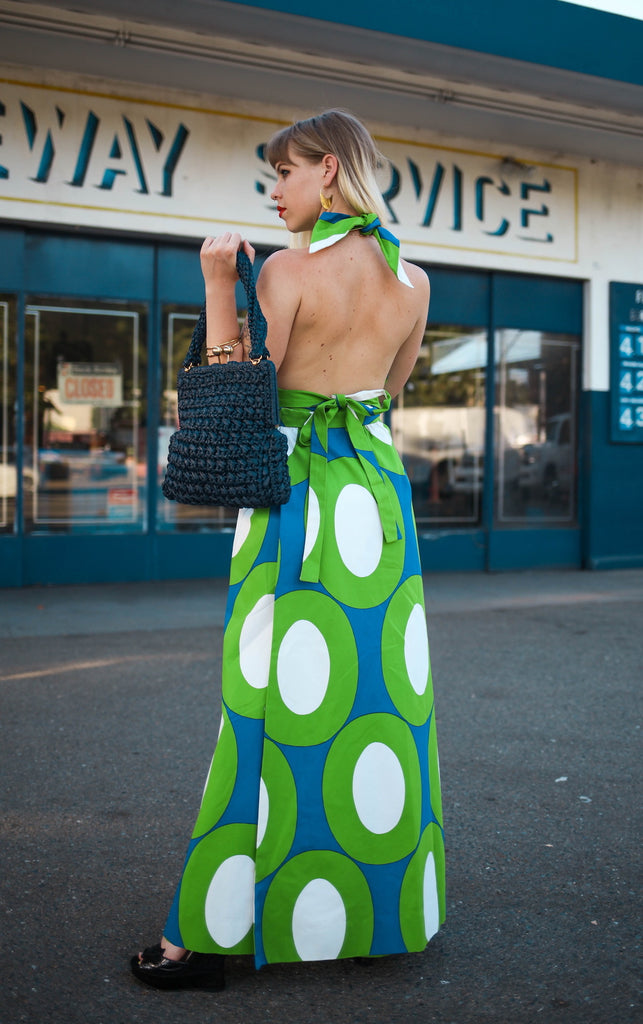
top-left (1, 0), bottom-right (642, 586)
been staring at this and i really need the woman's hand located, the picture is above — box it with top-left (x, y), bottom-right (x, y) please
top-left (200, 234), bottom-right (255, 361)
top-left (200, 233), bottom-right (255, 291)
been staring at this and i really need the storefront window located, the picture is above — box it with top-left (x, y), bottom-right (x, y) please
top-left (157, 304), bottom-right (237, 530)
top-left (24, 299), bottom-right (147, 532)
top-left (494, 330), bottom-right (579, 524)
top-left (0, 297), bottom-right (17, 533)
top-left (392, 325), bottom-right (488, 523)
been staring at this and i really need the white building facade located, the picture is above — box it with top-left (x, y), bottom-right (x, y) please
top-left (0, 0), bottom-right (642, 584)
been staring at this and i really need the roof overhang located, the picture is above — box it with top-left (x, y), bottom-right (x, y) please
top-left (1, 0), bottom-right (641, 164)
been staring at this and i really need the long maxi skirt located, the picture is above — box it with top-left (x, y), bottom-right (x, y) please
top-left (163, 388), bottom-right (445, 967)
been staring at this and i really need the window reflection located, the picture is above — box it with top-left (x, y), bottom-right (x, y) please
top-left (495, 330), bottom-right (579, 524)
top-left (0, 297), bottom-right (17, 532)
top-left (24, 299), bottom-right (147, 532)
top-left (393, 326), bottom-right (488, 523)
top-left (157, 305), bottom-right (237, 531)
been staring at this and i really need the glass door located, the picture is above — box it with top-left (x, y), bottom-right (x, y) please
top-left (157, 304), bottom-right (237, 531)
top-left (0, 296), bottom-right (17, 534)
top-left (495, 330), bottom-right (579, 524)
top-left (486, 273), bottom-right (583, 570)
top-left (393, 324), bottom-right (488, 524)
top-left (24, 299), bottom-right (147, 533)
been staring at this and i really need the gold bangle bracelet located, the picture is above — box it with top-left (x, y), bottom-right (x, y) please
top-left (206, 338), bottom-right (242, 362)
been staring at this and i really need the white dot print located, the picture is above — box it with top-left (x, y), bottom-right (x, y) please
top-left (257, 777), bottom-right (269, 847)
top-left (205, 854), bottom-right (255, 948)
top-left (277, 424), bottom-right (299, 456)
top-left (232, 507), bottom-right (253, 557)
top-left (239, 593), bottom-right (274, 689)
top-left (366, 420), bottom-right (393, 445)
top-left (334, 484), bottom-right (383, 577)
top-left (292, 879), bottom-right (347, 960)
top-left (404, 604), bottom-right (429, 695)
top-left (352, 742), bottom-right (406, 834)
top-left (303, 487), bottom-right (320, 562)
top-left (277, 620), bottom-right (330, 715)
top-left (423, 851), bottom-right (440, 941)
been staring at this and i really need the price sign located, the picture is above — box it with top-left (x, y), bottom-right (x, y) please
top-left (610, 282), bottom-right (643, 443)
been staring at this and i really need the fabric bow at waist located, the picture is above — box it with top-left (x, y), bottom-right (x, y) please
top-left (278, 389), bottom-right (401, 584)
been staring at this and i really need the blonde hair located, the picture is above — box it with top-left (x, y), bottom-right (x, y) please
top-left (265, 110), bottom-right (388, 247)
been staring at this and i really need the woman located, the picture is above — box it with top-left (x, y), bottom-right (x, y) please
top-left (131, 110), bottom-right (445, 991)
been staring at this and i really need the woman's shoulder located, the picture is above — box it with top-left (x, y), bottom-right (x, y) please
top-left (401, 258), bottom-right (430, 297)
top-left (260, 247), bottom-right (308, 276)
top-left (255, 248), bottom-right (307, 317)
top-left (257, 247), bottom-right (309, 296)
top-left (258, 246), bottom-right (430, 310)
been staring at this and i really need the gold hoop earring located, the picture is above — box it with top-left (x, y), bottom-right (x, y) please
top-left (320, 190), bottom-right (333, 212)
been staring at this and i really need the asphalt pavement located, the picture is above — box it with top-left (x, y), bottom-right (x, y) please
top-left (1, 568), bottom-right (641, 1024)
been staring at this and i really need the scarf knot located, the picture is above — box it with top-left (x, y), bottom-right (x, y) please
top-left (309, 212), bottom-right (413, 288)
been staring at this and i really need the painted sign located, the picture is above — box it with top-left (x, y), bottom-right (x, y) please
top-left (0, 76), bottom-right (578, 262)
top-left (106, 486), bottom-right (137, 520)
top-left (57, 362), bottom-right (122, 407)
top-left (610, 282), bottom-right (643, 443)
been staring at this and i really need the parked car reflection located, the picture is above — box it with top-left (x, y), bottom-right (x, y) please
top-left (517, 414), bottom-right (573, 502)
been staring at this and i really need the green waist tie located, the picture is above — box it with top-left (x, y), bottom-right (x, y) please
top-left (278, 388), bottom-right (401, 584)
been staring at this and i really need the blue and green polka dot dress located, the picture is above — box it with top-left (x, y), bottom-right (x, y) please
top-left (164, 388), bottom-right (445, 967)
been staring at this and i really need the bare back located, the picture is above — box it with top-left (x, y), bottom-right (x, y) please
top-left (257, 231), bottom-right (430, 398)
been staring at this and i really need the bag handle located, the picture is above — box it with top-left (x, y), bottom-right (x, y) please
top-left (182, 250), bottom-right (269, 370)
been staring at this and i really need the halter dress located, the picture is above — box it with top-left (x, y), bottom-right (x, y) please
top-left (163, 386), bottom-right (446, 968)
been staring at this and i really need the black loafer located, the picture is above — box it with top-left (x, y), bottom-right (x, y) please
top-left (130, 943), bottom-right (225, 991)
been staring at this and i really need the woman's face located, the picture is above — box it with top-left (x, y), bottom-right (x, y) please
top-left (270, 147), bottom-right (325, 233)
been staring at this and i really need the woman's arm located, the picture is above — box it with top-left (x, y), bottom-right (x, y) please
top-left (200, 233), bottom-right (254, 364)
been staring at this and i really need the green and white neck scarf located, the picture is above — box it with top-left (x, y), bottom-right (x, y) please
top-left (309, 212), bottom-right (413, 288)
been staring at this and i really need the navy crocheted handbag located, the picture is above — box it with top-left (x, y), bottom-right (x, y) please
top-left (162, 251), bottom-right (291, 508)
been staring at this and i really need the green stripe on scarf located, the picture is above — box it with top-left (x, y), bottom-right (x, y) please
top-left (309, 212), bottom-right (413, 288)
